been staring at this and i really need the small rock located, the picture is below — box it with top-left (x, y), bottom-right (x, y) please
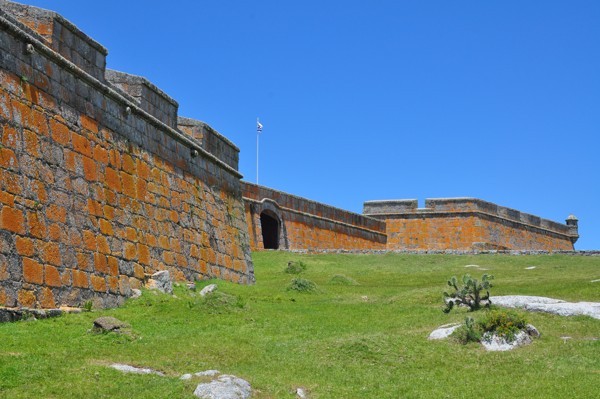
top-left (200, 284), bottom-right (218, 297)
top-left (131, 289), bottom-right (142, 299)
top-left (481, 331), bottom-right (532, 351)
top-left (92, 317), bottom-right (129, 333)
top-left (146, 270), bottom-right (173, 294)
top-left (187, 282), bottom-right (197, 291)
top-left (428, 323), bottom-right (461, 340)
top-left (194, 374), bottom-right (251, 399)
top-left (525, 324), bottom-right (541, 338)
top-left (181, 370), bottom-right (220, 380)
top-left (110, 363), bottom-right (164, 376)
top-left (195, 370), bottom-right (220, 377)
top-left (361, 296), bottom-right (368, 302)
top-left (296, 387), bottom-right (308, 398)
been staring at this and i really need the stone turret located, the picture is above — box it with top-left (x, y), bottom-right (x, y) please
top-left (566, 215), bottom-right (579, 244)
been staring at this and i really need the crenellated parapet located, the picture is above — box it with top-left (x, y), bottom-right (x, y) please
top-left (177, 117), bottom-right (239, 170)
top-left (0, 0), bottom-right (107, 81)
top-left (106, 70), bottom-right (179, 129)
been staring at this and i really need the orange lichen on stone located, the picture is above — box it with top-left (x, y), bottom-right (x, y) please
top-left (18, 289), bottom-right (36, 307)
top-left (80, 114), bottom-right (99, 133)
top-left (23, 257), bottom-right (43, 284)
top-left (44, 265), bottom-right (61, 287)
top-left (1, 206), bottom-right (25, 234)
top-left (50, 118), bottom-right (71, 145)
top-left (42, 241), bottom-right (61, 266)
top-left (73, 270), bottom-right (89, 288)
top-left (82, 156), bottom-right (97, 181)
top-left (91, 275), bottom-right (107, 292)
top-left (16, 236), bottom-right (35, 257)
top-left (0, 147), bottom-right (18, 170)
top-left (123, 242), bottom-right (137, 261)
top-left (71, 132), bottom-right (92, 157)
top-left (39, 287), bottom-right (56, 308)
top-left (82, 230), bottom-right (97, 251)
top-left (137, 243), bottom-right (150, 265)
top-left (46, 204), bottom-right (67, 223)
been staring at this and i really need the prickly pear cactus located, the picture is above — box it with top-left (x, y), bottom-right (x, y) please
top-left (443, 274), bottom-right (494, 313)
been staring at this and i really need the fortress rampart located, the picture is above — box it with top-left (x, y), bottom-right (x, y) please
top-left (364, 198), bottom-right (578, 251)
top-left (243, 182), bottom-right (387, 251)
top-left (0, 1), bottom-right (253, 309)
top-left (0, 1), bottom-right (582, 310)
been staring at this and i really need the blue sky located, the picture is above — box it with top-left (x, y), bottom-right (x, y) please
top-left (23, 1), bottom-right (600, 249)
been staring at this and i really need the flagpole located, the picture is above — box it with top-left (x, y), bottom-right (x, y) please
top-left (256, 119), bottom-right (259, 184)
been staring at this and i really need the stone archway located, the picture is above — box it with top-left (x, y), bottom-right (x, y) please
top-left (260, 211), bottom-right (280, 249)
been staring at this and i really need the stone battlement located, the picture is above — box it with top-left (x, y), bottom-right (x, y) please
top-left (0, 0), bottom-right (107, 80)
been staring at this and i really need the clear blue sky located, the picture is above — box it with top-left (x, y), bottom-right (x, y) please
top-left (23, 1), bottom-right (600, 249)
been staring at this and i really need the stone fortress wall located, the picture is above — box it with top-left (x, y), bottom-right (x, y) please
top-left (364, 198), bottom-right (578, 251)
top-left (0, 1), bottom-right (254, 309)
top-left (243, 182), bottom-right (387, 251)
top-left (0, 1), bottom-right (581, 310)
top-left (243, 183), bottom-right (578, 253)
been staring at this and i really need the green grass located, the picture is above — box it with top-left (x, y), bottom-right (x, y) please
top-left (1, 252), bottom-right (599, 398)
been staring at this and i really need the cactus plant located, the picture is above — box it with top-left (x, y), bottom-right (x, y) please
top-left (443, 274), bottom-right (494, 313)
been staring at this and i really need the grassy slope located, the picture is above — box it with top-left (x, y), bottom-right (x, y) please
top-left (1, 252), bottom-right (599, 398)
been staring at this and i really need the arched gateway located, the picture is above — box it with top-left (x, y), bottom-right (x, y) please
top-left (260, 211), bottom-right (280, 249)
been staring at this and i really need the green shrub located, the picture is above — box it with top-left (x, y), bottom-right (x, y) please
top-left (451, 310), bottom-right (529, 344)
top-left (443, 273), bottom-right (494, 313)
top-left (285, 261), bottom-right (307, 274)
top-left (451, 317), bottom-right (483, 344)
top-left (82, 300), bottom-right (93, 312)
top-left (479, 309), bottom-right (528, 342)
top-left (287, 277), bottom-right (317, 292)
top-left (201, 291), bottom-right (246, 314)
top-left (329, 274), bottom-right (359, 286)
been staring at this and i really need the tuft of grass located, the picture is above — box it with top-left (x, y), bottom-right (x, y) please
top-left (329, 274), bottom-right (359, 286)
top-left (284, 261), bottom-right (307, 274)
top-left (287, 277), bottom-right (317, 293)
top-left (201, 291), bottom-right (246, 314)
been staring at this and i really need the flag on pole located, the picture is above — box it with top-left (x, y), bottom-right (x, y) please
top-left (257, 119), bottom-right (263, 133)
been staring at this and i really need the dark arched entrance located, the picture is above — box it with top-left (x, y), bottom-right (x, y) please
top-left (260, 211), bottom-right (280, 249)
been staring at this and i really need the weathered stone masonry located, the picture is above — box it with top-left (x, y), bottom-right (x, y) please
top-left (364, 198), bottom-right (578, 251)
top-left (243, 184), bottom-right (578, 253)
top-left (243, 182), bottom-right (387, 251)
top-left (0, 1), bottom-right (253, 309)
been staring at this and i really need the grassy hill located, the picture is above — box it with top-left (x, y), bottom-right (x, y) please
top-left (1, 252), bottom-right (599, 398)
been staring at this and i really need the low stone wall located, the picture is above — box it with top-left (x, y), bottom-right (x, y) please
top-left (364, 198), bottom-right (578, 251)
top-left (243, 183), bottom-right (387, 251)
top-left (0, 1), bottom-right (253, 309)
